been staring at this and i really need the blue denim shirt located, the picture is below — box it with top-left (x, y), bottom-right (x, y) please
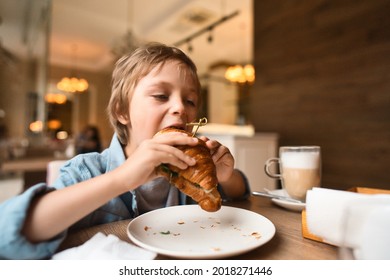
top-left (0, 134), bottom-right (250, 259)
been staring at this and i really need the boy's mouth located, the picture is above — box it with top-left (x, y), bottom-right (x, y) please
top-left (169, 126), bottom-right (185, 130)
top-left (166, 124), bottom-right (186, 130)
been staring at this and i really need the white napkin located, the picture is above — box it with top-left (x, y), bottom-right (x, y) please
top-left (52, 232), bottom-right (157, 260)
top-left (306, 187), bottom-right (390, 259)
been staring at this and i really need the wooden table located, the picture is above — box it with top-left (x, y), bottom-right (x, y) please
top-left (1, 156), bottom-right (62, 173)
top-left (59, 195), bottom-right (338, 260)
top-left (1, 156), bottom-right (68, 190)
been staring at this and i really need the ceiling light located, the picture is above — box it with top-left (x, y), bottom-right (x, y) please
top-left (111, 0), bottom-right (142, 58)
top-left (182, 8), bottom-right (213, 25)
top-left (187, 40), bottom-right (193, 53)
top-left (57, 77), bottom-right (88, 93)
top-left (29, 120), bottom-right (43, 133)
top-left (207, 27), bottom-right (213, 43)
top-left (56, 131), bottom-right (69, 140)
top-left (47, 119), bottom-right (62, 130)
top-left (57, 44), bottom-right (89, 93)
top-left (225, 64), bottom-right (255, 84)
top-left (111, 30), bottom-right (141, 58)
top-left (45, 92), bottom-right (67, 104)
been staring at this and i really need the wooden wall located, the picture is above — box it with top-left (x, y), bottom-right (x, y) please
top-left (250, 0), bottom-right (390, 190)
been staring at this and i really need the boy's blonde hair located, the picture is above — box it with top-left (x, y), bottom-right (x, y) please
top-left (108, 42), bottom-right (201, 145)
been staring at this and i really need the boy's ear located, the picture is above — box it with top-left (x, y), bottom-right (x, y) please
top-left (117, 113), bottom-right (129, 125)
top-left (115, 103), bottom-right (129, 125)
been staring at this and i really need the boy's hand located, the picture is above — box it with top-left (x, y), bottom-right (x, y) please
top-left (198, 136), bottom-right (234, 183)
top-left (120, 132), bottom-right (198, 189)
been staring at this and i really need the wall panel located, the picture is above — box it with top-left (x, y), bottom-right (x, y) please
top-left (251, 0), bottom-right (390, 189)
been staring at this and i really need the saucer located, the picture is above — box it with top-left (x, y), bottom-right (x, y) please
top-left (268, 189), bottom-right (306, 212)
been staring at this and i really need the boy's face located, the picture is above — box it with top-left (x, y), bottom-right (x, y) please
top-left (120, 60), bottom-right (199, 150)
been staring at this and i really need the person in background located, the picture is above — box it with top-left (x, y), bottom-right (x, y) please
top-left (75, 125), bottom-right (102, 154)
top-left (0, 42), bottom-right (250, 259)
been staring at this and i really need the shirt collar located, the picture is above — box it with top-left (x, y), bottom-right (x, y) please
top-left (106, 133), bottom-right (126, 171)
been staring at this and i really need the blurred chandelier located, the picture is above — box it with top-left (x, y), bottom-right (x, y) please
top-left (225, 64), bottom-right (255, 84)
top-left (111, 0), bottom-right (141, 58)
top-left (45, 92), bottom-right (67, 104)
top-left (111, 30), bottom-right (141, 58)
top-left (57, 44), bottom-right (89, 93)
top-left (57, 77), bottom-right (88, 93)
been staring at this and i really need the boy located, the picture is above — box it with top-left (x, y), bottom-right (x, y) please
top-left (0, 42), bottom-right (250, 259)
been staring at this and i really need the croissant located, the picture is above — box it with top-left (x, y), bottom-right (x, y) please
top-left (155, 127), bottom-right (221, 212)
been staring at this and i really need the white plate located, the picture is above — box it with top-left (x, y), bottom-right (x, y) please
top-left (268, 189), bottom-right (306, 212)
top-left (127, 205), bottom-right (275, 259)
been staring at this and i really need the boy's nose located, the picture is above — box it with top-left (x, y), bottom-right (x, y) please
top-left (170, 98), bottom-right (186, 114)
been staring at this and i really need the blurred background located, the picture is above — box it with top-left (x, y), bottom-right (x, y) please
top-left (1, 0), bottom-right (389, 202)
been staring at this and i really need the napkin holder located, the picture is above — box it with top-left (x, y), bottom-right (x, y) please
top-left (301, 187), bottom-right (390, 245)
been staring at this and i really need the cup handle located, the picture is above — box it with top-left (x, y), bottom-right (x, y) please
top-left (264, 158), bottom-right (282, 179)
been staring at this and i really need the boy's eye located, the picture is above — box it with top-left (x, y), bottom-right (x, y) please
top-left (153, 94), bottom-right (168, 101)
top-left (186, 99), bottom-right (196, 107)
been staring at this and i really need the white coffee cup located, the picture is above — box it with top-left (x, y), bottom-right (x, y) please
top-left (264, 146), bottom-right (321, 200)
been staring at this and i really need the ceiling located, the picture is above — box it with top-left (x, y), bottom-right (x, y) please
top-left (1, 0), bottom-right (253, 76)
